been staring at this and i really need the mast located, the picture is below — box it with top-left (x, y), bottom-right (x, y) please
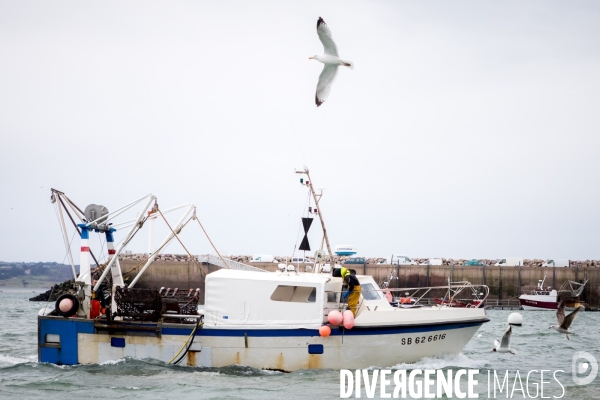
top-left (295, 167), bottom-right (334, 263)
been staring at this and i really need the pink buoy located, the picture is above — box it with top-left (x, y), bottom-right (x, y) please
top-left (59, 298), bottom-right (73, 313)
top-left (319, 325), bottom-right (331, 337)
top-left (343, 310), bottom-right (355, 329)
top-left (328, 310), bottom-right (343, 325)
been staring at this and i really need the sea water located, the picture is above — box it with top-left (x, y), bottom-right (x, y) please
top-left (1, 289), bottom-right (599, 399)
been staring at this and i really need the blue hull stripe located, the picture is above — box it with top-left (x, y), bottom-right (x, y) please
top-left (40, 318), bottom-right (487, 343)
top-left (163, 320), bottom-right (488, 337)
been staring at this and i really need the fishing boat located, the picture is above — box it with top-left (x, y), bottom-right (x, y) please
top-left (518, 275), bottom-right (587, 311)
top-left (432, 278), bottom-right (486, 308)
top-left (434, 297), bottom-right (470, 308)
top-left (38, 173), bottom-right (490, 370)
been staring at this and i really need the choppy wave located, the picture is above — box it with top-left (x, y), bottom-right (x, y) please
top-left (389, 352), bottom-right (488, 371)
top-left (0, 353), bottom-right (35, 366)
top-left (207, 364), bottom-right (284, 376)
top-left (99, 358), bottom-right (126, 366)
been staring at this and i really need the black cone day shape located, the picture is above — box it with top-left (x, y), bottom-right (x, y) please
top-left (299, 217), bottom-right (313, 251)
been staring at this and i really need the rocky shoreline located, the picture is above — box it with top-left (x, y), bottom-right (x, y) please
top-left (29, 270), bottom-right (106, 302)
top-left (29, 280), bottom-right (76, 302)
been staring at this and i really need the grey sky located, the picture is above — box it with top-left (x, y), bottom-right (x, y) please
top-left (1, 1), bottom-right (599, 263)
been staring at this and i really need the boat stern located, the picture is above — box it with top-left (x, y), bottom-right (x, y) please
top-left (38, 315), bottom-right (95, 365)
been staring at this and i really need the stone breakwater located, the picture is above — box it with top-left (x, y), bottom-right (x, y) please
top-left (116, 253), bottom-right (600, 268)
top-left (29, 280), bottom-right (75, 302)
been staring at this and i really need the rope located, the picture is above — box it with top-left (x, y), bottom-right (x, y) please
top-left (122, 216), bottom-right (194, 279)
top-left (158, 210), bottom-right (208, 276)
top-left (43, 229), bottom-right (77, 313)
top-left (54, 199), bottom-right (77, 279)
top-left (61, 194), bottom-right (85, 221)
top-left (168, 317), bottom-right (203, 364)
top-left (113, 219), bottom-right (149, 276)
top-left (97, 231), bottom-right (107, 264)
top-left (122, 255), bottom-right (152, 278)
top-left (193, 212), bottom-right (229, 271)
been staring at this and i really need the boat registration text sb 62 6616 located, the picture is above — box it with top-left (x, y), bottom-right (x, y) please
top-left (401, 334), bottom-right (446, 346)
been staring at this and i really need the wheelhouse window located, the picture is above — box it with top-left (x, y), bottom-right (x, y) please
top-left (361, 283), bottom-right (381, 301)
top-left (270, 285), bottom-right (317, 303)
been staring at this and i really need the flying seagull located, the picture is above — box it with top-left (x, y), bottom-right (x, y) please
top-left (492, 325), bottom-right (516, 354)
top-left (550, 300), bottom-right (582, 340)
top-left (309, 17), bottom-right (354, 107)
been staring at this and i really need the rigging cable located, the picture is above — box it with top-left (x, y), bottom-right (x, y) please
top-left (193, 211), bottom-right (228, 273)
top-left (43, 229), bottom-right (77, 314)
top-left (123, 215), bottom-right (197, 279)
top-left (96, 231), bottom-right (107, 264)
top-left (53, 197), bottom-right (77, 279)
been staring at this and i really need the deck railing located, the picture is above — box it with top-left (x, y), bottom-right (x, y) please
top-left (479, 299), bottom-right (522, 308)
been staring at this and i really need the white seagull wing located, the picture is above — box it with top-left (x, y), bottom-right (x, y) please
top-left (494, 339), bottom-right (501, 350)
top-left (500, 326), bottom-right (512, 349)
top-left (317, 17), bottom-right (339, 57)
top-left (315, 64), bottom-right (338, 107)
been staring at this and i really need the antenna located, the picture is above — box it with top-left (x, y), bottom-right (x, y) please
top-left (295, 167), bottom-right (334, 265)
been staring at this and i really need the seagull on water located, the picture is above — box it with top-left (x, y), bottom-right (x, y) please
top-left (492, 326), bottom-right (516, 354)
top-left (550, 300), bottom-right (582, 340)
top-left (309, 17), bottom-right (354, 107)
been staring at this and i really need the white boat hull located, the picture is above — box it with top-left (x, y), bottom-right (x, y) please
top-left (39, 316), bottom-right (486, 370)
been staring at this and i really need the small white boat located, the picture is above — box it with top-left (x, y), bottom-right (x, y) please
top-left (334, 245), bottom-right (357, 256)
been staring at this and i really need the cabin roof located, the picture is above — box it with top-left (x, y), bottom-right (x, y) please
top-left (203, 269), bottom-right (331, 329)
top-left (207, 268), bottom-right (332, 284)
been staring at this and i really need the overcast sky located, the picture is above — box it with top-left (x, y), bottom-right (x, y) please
top-left (1, 1), bottom-right (599, 263)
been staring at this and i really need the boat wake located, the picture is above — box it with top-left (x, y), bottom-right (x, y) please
top-left (0, 353), bottom-right (37, 367)
top-left (98, 358), bottom-right (127, 366)
top-left (93, 357), bottom-right (284, 377)
top-left (389, 353), bottom-right (487, 371)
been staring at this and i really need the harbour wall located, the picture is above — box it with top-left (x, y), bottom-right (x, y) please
top-left (118, 258), bottom-right (600, 308)
top-left (119, 259), bottom-right (216, 302)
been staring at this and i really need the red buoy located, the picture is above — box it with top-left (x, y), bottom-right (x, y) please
top-left (319, 325), bottom-right (331, 337)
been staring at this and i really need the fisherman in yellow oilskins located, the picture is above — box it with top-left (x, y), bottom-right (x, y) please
top-left (341, 268), bottom-right (361, 316)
